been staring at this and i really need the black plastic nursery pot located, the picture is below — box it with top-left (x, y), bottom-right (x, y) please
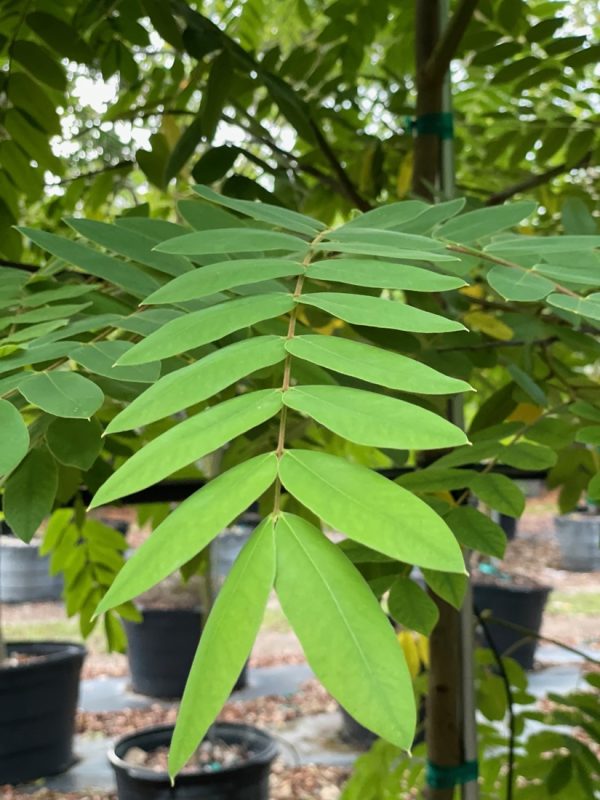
top-left (473, 582), bottom-right (551, 671)
top-left (0, 641), bottom-right (85, 784)
top-left (124, 609), bottom-right (248, 698)
top-left (109, 723), bottom-right (278, 800)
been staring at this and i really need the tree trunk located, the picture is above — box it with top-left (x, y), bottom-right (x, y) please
top-left (413, 2), bottom-right (463, 798)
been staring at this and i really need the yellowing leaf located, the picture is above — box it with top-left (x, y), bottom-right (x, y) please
top-left (464, 311), bottom-right (513, 341)
top-left (460, 284), bottom-right (485, 299)
top-left (507, 403), bottom-right (543, 424)
top-left (398, 631), bottom-right (420, 678)
top-left (396, 154), bottom-right (413, 199)
top-left (416, 634), bottom-right (429, 668)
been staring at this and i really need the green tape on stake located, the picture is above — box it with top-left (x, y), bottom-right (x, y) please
top-left (406, 112), bottom-right (454, 140)
top-left (426, 759), bottom-right (478, 789)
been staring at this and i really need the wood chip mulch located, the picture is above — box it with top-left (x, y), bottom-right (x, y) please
top-left (77, 680), bottom-right (337, 738)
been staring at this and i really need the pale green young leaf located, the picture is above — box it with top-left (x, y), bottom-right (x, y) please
top-left (470, 473), bottom-right (526, 517)
top-left (143, 259), bottom-right (303, 304)
top-left (283, 385), bottom-right (468, 449)
top-left (279, 449), bottom-right (465, 573)
top-left (90, 390), bottom-right (283, 508)
top-left (444, 506), bottom-right (506, 558)
top-left (154, 228), bottom-right (309, 256)
top-left (17, 228), bottom-right (159, 298)
top-left (324, 227), bottom-right (447, 252)
top-left (286, 336), bottom-right (471, 395)
top-left (4, 448), bottom-right (58, 542)
top-left (306, 258), bottom-right (465, 292)
top-left (0, 398), bottom-right (29, 477)
top-left (95, 453), bottom-right (278, 615)
top-left (312, 241), bottom-right (457, 262)
top-left (275, 513), bottom-right (415, 748)
top-left (437, 201), bottom-right (536, 242)
top-left (116, 294), bottom-right (294, 365)
top-left (69, 341), bottom-right (161, 383)
top-left (66, 218), bottom-right (192, 277)
top-left (169, 517), bottom-right (276, 776)
top-left (106, 336), bottom-right (286, 433)
top-left (488, 266), bottom-right (554, 301)
top-left (546, 293), bottom-right (600, 323)
top-left (193, 184), bottom-right (325, 235)
top-left (46, 417), bottom-right (102, 470)
top-left (18, 371), bottom-right (104, 418)
top-left (421, 569), bottom-right (468, 609)
top-left (298, 293), bottom-right (465, 333)
top-left (388, 577), bottom-right (439, 636)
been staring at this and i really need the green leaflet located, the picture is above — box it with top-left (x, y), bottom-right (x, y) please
top-left (396, 468), bottom-right (476, 493)
top-left (169, 517), bottom-right (276, 776)
top-left (488, 266), bottom-right (554, 301)
top-left (312, 241), bottom-right (457, 262)
top-left (0, 342), bottom-right (78, 375)
top-left (17, 228), bottom-right (159, 298)
top-left (422, 569), bottom-right (468, 609)
top-left (18, 371), bottom-right (104, 419)
top-left (11, 303), bottom-right (92, 324)
top-left (193, 184), bottom-right (325, 235)
top-left (0, 398), bottom-right (29, 478)
top-left (106, 336), bottom-right (286, 433)
top-left (486, 235), bottom-right (600, 255)
top-left (95, 453), bottom-right (278, 615)
top-left (154, 227), bottom-right (309, 256)
top-left (90, 390), bottom-right (283, 508)
top-left (66, 218), bottom-right (192, 277)
top-left (533, 254), bottom-right (599, 285)
top-left (283, 385), bottom-right (468, 449)
top-left (387, 577), bottom-right (439, 636)
top-left (437, 201), bottom-right (536, 243)
top-left (576, 425), bottom-right (600, 445)
top-left (323, 227), bottom-right (447, 252)
top-left (499, 442), bottom-right (557, 470)
top-left (144, 259), bottom-right (304, 303)
top-left (279, 450), bottom-right (465, 573)
top-left (298, 293), bottom-right (465, 333)
top-left (505, 362), bottom-right (547, 405)
top-left (46, 418), bottom-right (102, 470)
top-left (178, 199), bottom-right (245, 231)
top-left (546, 293), bottom-right (600, 323)
top-left (116, 294), bottom-right (294, 365)
top-left (444, 506), bottom-right (506, 558)
top-left (285, 336), bottom-right (471, 395)
top-left (4, 448), bottom-right (58, 542)
top-left (470, 473), bottom-right (526, 517)
top-left (336, 201), bottom-right (428, 231)
top-left (20, 285), bottom-right (95, 308)
top-left (275, 513), bottom-right (416, 748)
top-left (306, 258), bottom-right (465, 292)
top-left (69, 341), bottom-right (161, 383)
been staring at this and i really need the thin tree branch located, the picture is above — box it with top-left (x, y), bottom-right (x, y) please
top-left (486, 152), bottom-right (593, 205)
top-left (422, 0), bottom-right (480, 86)
top-left (0, 258), bottom-right (39, 273)
top-left (309, 120), bottom-right (371, 211)
top-left (51, 160), bottom-right (134, 186)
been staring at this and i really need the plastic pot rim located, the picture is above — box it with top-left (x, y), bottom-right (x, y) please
top-left (108, 722), bottom-right (278, 783)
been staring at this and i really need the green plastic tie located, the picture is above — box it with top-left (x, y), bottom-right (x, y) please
top-left (406, 112), bottom-right (454, 140)
top-left (426, 759), bottom-right (479, 789)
